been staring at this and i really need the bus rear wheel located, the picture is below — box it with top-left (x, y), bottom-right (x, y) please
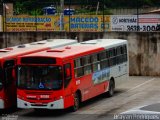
top-left (71, 92), bottom-right (80, 112)
top-left (107, 80), bottom-right (115, 97)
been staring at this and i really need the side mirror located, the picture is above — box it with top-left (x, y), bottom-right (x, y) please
top-left (66, 68), bottom-right (71, 78)
top-left (64, 63), bottom-right (72, 80)
top-left (12, 69), bottom-right (16, 79)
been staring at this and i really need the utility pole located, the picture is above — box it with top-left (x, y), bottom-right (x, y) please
top-left (96, 1), bottom-right (99, 15)
top-left (60, 0), bottom-right (64, 31)
top-left (69, 0), bottom-right (71, 32)
top-left (102, 0), bottom-right (105, 32)
top-left (2, 1), bottom-right (7, 47)
top-left (136, 0), bottom-right (139, 31)
top-left (1, 1), bottom-right (4, 32)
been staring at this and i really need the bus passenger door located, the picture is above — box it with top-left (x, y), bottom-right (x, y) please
top-left (3, 60), bottom-right (16, 108)
top-left (63, 62), bottom-right (74, 108)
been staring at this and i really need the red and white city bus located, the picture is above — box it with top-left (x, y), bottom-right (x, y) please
top-left (17, 39), bottom-right (128, 111)
top-left (0, 39), bottom-right (77, 109)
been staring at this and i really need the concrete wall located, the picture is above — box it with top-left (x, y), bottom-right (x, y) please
top-left (1, 32), bottom-right (160, 76)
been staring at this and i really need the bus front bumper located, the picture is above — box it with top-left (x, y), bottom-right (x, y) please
top-left (17, 98), bottom-right (64, 109)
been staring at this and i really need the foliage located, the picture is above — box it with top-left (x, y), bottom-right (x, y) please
top-left (76, 9), bottom-right (112, 15)
top-left (3, 0), bottom-right (160, 15)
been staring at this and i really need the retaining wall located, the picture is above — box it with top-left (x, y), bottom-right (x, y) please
top-left (0, 32), bottom-right (160, 76)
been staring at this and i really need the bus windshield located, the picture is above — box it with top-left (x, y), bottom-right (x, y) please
top-left (17, 66), bottom-right (63, 90)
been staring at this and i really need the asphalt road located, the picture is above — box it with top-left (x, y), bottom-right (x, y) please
top-left (1, 76), bottom-right (160, 120)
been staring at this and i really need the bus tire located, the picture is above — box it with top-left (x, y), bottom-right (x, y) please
top-left (107, 79), bottom-right (115, 97)
top-left (71, 92), bottom-right (80, 112)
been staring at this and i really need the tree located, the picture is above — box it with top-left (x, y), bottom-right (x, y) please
top-left (3, 0), bottom-right (160, 15)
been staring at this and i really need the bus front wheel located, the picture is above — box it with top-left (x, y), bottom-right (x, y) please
top-left (71, 92), bottom-right (80, 112)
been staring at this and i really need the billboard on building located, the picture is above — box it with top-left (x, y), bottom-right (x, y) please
top-left (2, 15), bottom-right (160, 32)
top-left (111, 15), bottom-right (160, 32)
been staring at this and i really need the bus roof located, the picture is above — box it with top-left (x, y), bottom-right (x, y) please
top-left (0, 39), bottom-right (77, 59)
top-left (77, 39), bottom-right (127, 49)
top-left (20, 39), bottom-right (127, 60)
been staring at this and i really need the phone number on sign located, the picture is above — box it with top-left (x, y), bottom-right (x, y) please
top-left (127, 25), bottom-right (160, 31)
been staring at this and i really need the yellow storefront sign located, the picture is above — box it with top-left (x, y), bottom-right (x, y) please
top-left (64, 15), bottom-right (110, 32)
top-left (5, 16), bottom-right (60, 32)
top-left (4, 15), bottom-right (111, 32)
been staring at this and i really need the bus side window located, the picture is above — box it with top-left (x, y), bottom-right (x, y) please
top-left (75, 67), bottom-right (84, 78)
top-left (100, 59), bottom-right (109, 69)
top-left (116, 46), bottom-right (121, 64)
top-left (64, 63), bottom-right (72, 88)
top-left (3, 60), bottom-right (15, 87)
top-left (91, 54), bottom-right (98, 63)
top-left (106, 50), bottom-right (109, 58)
top-left (83, 56), bottom-right (92, 75)
top-left (116, 46), bottom-right (121, 55)
top-left (123, 45), bottom-right (128, 62)
top-left (74, 58), bottom-right (82, 68)
top-left (124, 45), bottom-right (127, 54)
top-left (92, 54), bottom-right (100, 72)
top-left (99, 51), bottom-right (106, 60)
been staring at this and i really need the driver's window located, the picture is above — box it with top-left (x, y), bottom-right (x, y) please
top-left (64, 63), bottom-right (72, 88)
